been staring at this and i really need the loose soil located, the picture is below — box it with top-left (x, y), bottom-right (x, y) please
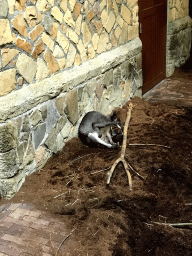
top-left (1, 57), bottom-right (192, 256)
top-left (1, 95), bottom-right (192, 256)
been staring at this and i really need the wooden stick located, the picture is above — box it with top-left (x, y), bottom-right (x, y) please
top-left (55, 228), bottom-right (76, 256)
top-left (106, 103), bottom-right (133, 187)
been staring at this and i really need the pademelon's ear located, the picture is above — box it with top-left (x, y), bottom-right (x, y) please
top-left (110, 111), bottom-right (118, 121)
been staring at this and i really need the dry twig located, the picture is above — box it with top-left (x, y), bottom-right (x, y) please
top-left (55, 228), bottom-right (76, 256)
top-left (128, 143), bottom-right (171, 149)
top-left (106, 103), bottom-right (133, 187)
top-left (152, 221), bottom-right (192, 228)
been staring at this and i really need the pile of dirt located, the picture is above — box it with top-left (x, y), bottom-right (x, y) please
top-left (1, 96), bottom-right (192, 256)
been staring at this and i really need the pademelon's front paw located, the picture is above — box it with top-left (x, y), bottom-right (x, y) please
top-left (110, 142), bottom-right (120, 149)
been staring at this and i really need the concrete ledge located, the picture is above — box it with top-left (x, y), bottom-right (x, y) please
top-left (0, 38), bottom-right (142, 123)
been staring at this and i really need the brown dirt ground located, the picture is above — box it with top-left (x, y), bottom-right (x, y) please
top-left (1, 94), bottom-right (192, 256)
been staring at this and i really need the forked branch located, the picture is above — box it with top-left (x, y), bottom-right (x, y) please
top-left (106, 103), bottom-right (133, 187)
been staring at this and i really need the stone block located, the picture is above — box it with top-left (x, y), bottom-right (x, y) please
top-left (78, 86), bottom-right (83, 101)
top-left (42, 32), bottom-right (54, 52)
top-left (57, 116), bottom-right (67, 132)
top-left (44, 126), bottom-right (57, 153)
top-left (64, 9), bottom-right (75, 28)
top-left (66, 43), bottom-right (76, 68)
top-left (97, 30), bottom-right (109, 54)
top-left (40, 105), bottom-right (48, 121)
top-left (21, 115), bottom-right (30, 132)
top-left (58, 58), bottom-right (66, 69)
top-left (35, 146), bottom-right (52, 170)
top-left (75, 14), bottom-right (82, 35)
top-left (24, 6), bottom-right (37, 28)
top-left (121, 4), bottom-right (131, 25)
top-left (17, 77), bottom-right (24, 86)
top-left (61, 120), bottom-right (73, 139)
top-left (132, 6), bottom-right (139, 24)
top-left (113, 66), bottom-right (121, 86)
top-left (0, 19), bottom-right (13, 45)
top-left (115, 26), bottom-right (121, 39)
top-left (81, 0), bottom-right (88, 13)
top-left (101, 9), bottom-right (107, 27)
top-left (36, 0), bottom-right (50, 12)
top-left (12, 14), bottom-right (28, 38)
top-left (1, 48), bottom-right (19, 67)
top-left (88, 45), bottom-right (95, 60)
top-left (66, 28), bottom-right (79, 44)
top-left (60, 0), bottom-right (67, 12)
top-left (103, 69), bottom-right (113, 88)
top-left (77, 40), bottom-right (87, 63)
top-left (95, 83), bottom-right (104, 101)
top-left (51, 22), bottom-right (59, 39)
top-left (46, 100), bottom-right (60, 134)
top-left (32, 38), bottom-right (44, 60)
top-left (167, 16), bottom-right (192, 35)
top-left (110, 30), bottom-right (117, 47)
top-left (92, 19), bottom-right (102, 35)
top-left (116, 15), bottom-right (124, 28)
top-left (82, 22), bottom-right (91, 47)
top-left (17, 142), bottom-right (27, 164)
top-left (69, 0), bottom-right (76, 11)
top-left (100, 0), bottom-right (106, 11)
top-left (33, 123), bottom-right (46, 149)
top-left (44, 49), bottom-right (60, 74)
top-left (0, 149), bottom-right (19, 179)
top-left (0, 0), bottom-right (8, 17)
top-left (56, 30), bottom-right (70, 53)
top-left (127, 0), bottom-right (137, 9)
top-left (93, 2), bottom-right (100, 19)
top-left (51, 6), bottom-right (63, 23)
top-left (87, 9), bottom-right (95, 22)
top-left (55, 95), bottom-right (65, 115)
top-left (36, 58), bottom-right (50, 81)
top-left (57, 133), bottom-right (65, 151)
top-left (119, 22), bottom-right (128, 44)
top-left (74, 53), bottom-right (81, 66)
top-left (30, 110), bottom-right (42, 126)
top-left (0, 120), bottom-right (18, 153)
top-left (73, 2), bottom-right (81, 20)
top-left (64, 89), bottom-right (79, 125)
top-left (92, 33), bottom-right (99, 50)
top-left (105, 11), bottom-right (116, 33)
top-left (16, 38), bottom-right (32, 54)
top-left (128, 25), bottom-right (139, 41)
top-left (53, 45), bottom-right (64, 58)
top-left (21, 135), bottom-right (35, 168)
top-left (100, 85), bottom-right (122, 114)
top-left (122, 79), bottom-right (131, 102)
top-left (0, 69), bottom-right (16, 96)
top-left (113, 0), bottom-right (118, 15)
top-left (42, 13), bottom-right (54, 34)
top-left (16, 54), bottom-right (37, 83)
top-left (29, 24), bottom-right (44, 42)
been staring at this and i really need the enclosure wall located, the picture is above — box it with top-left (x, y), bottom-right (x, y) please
top-left (167, 0), bottom-right (192, 76)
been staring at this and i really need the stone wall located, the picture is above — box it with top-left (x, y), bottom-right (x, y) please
top-left (0, 0), bottom-right (191, 199)
top-left (0, 0), bottom-right (139, 97)
top-left (167, 0), bottom-right (192, 76)
top-left (0, 38), bottom-right (142, 199)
